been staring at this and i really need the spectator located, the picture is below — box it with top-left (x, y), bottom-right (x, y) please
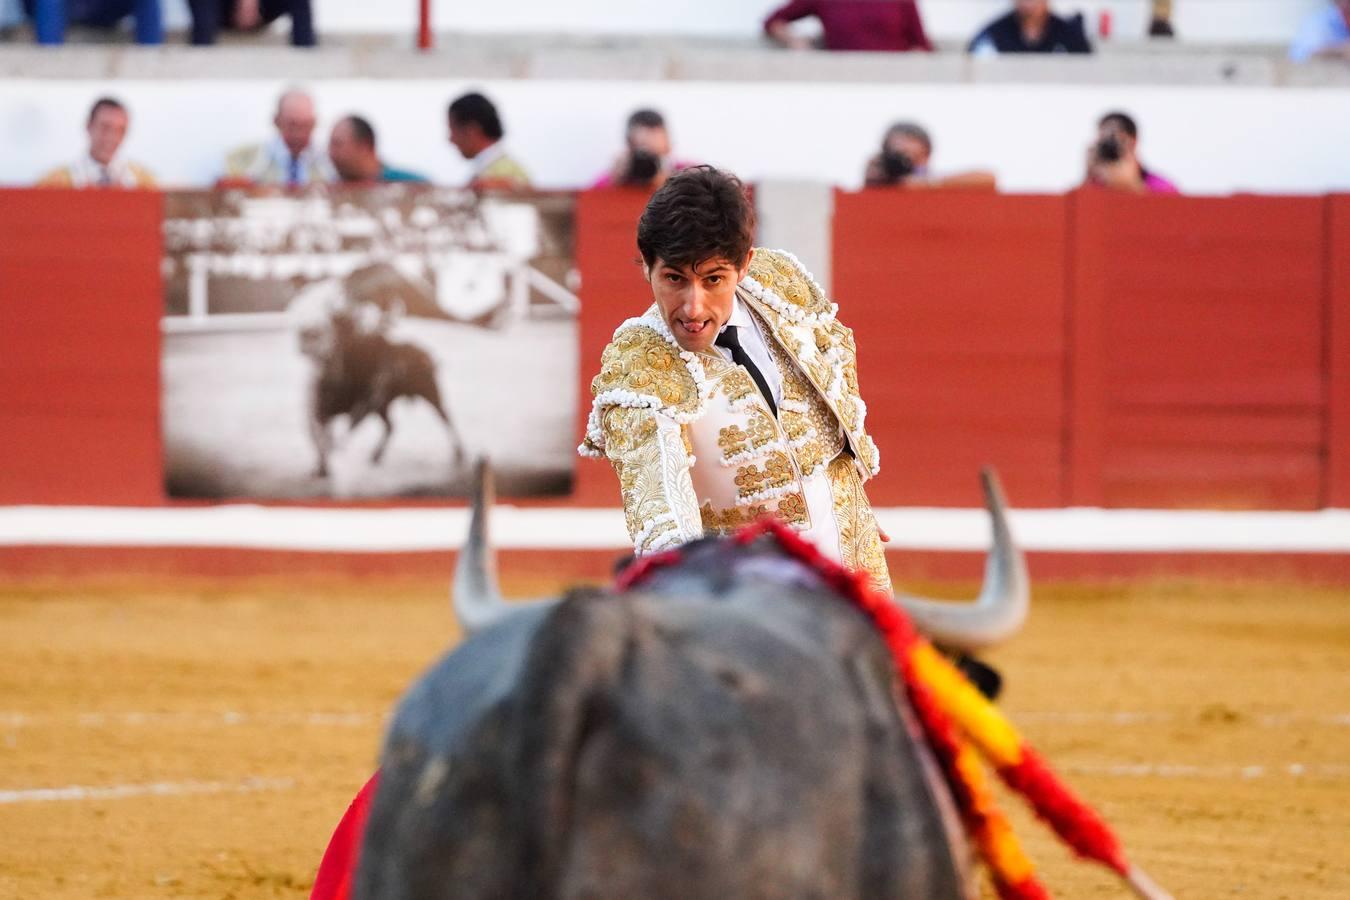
top-left (863, 122), bottom-right (997, 191)
top-left (1084, 111), bottom-right (1178, 194)
top-left (593, 109), bottom-right (696, 190)
top-left (222, 88), bottom-right (332, 188)
top-left (764, 0), bottom-right (932, 52)
top-left (38, 96), bottom-right (155, 188)
top-left (20, 0), bottom-right (162, 45)
top-left (1148, 0), bottom-right (1175, 38)
top-left (969, 0), bottom-right (1091, 54)
top-left (447, 92), bottom-right (530, 191)
top-left (1290, 0), bottom-right (1350, 63)
top-left (328, 115), bottom-right (428, 184)
top-left (187, 0), bottom-right (314, 47)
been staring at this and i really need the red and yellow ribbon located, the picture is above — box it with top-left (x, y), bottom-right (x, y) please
top-left (714, 518), bottom-right (1152, 897)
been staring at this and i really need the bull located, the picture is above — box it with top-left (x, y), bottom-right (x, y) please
top-left (353, 465), bottom-right (1029, 900)
top-left (293, 264), bottom-right (465, 479)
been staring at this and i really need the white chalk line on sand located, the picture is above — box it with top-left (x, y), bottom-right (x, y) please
top-left (0, 777), bottom-right (296, 805)
top-left (1065, 763), bottom-right (1350, 780)
top-left (3, 505), bottom-right (1350, 553)
top-left (1010, 711), bottom-right (1350, 727)
top-left (0, 711), bottom-right (382, 729)
top-left (4, 709), bottom-right (1347, 730)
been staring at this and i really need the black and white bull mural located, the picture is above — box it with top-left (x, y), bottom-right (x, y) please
top-left (350, 464), bottom-right (1031, 900)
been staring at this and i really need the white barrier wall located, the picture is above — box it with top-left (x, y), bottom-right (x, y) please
top-left (5, 79), bottom-right (1350, 194)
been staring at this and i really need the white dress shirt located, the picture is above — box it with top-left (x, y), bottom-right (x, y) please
top-left (716, 295), bottom-right (784, 409)
top-left (469, 141), bottom-right (507, 177)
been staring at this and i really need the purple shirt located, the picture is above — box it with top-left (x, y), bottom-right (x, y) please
top-left (591, 159), bottom-right (697, 189)
top-left (1142, 169), bottom-right (1179, 194)
top-left (764, 0), bottom-right (933, 52)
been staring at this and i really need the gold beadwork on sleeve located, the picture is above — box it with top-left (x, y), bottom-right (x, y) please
top-left (602, 406), bottom-right (703, 554)
top-left (826, 455), bottom-right (892, 596)
top-left (590, 324), bottom-right (700, 415)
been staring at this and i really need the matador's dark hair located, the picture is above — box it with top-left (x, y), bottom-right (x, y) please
top-left (636, 166), bottom-right (755, 272)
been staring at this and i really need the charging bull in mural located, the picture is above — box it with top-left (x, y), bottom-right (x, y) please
top-left (291, 263), bottom-right (465, 479)
top-left (340, 463), bottom-right (1030, 900)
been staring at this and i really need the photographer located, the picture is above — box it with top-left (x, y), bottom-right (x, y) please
top-left (1084, 111), bottom-right (1178, 194)
top-left (592, 109), bottom-right (694, 190)
top-left (863, 122), bottom-right (996, 192)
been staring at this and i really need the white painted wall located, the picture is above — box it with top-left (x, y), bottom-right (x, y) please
top-left (5, 79), bottom-right (1349, 194)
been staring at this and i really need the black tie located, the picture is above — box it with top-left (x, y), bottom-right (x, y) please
top-left (716, 326), bottom-right (777, 417)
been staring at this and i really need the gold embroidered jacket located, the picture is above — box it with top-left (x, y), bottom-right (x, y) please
top-left (579, 249), bottom-right (887, 587)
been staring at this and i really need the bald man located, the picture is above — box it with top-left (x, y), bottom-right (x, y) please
top-left (328, 115), bottom-right (428, 184)
top-left (222, 88), bottom-right (333, 188)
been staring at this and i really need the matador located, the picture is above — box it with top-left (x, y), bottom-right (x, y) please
top-left (580, 166), bottom-right (891, 593)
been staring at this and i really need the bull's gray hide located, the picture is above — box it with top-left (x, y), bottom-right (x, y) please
top-left (354, 464), bottom-right (1031, 900)
top-left (356, 541), bottom-right (970, 899)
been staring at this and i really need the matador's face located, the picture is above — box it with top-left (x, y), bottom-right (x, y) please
top-left (648, 253), bottom-right (752, 353)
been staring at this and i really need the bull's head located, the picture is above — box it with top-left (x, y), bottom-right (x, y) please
top-left (453, 461), bottom-right (1029, 653)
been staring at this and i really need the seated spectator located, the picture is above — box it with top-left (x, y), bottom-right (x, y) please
top-left (21, 0), bottom-right (161, 45)
top-left (1083, 111), bottom-right (1178, 194)
top-left (328, 115), bottom-right (428, 184)
top-left (38, 96), bottom-right (155, 188)
top-left (222, 88), bottom-right (332, 188)
top-left (592, 109), bottom-right (696, 190)
top-left (969, 0), bottom-right (1091, 54)
top-left (187, 0), bottom-right (314, 47)
top-left (447, 92), bottom-right (530, 191)
top-left (1290, 0), bottom-right (1350, 63)
top-left (863, 122), bottom-right (997, 191)
top-left (764, 0), bottom-right (932, 52)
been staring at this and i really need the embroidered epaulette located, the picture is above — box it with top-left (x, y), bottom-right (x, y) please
top-left (578, 312), bottom-right (711, 457)
top-left (743, 248), bottom-right (837, 327)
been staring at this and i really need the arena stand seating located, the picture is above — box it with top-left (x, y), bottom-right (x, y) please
top-left (2, 0), bottom-right (1348, 580)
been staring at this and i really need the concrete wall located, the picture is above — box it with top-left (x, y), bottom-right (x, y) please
top-left (0, 0), bottom-right (1328, 44)
top-left (180, 0), bottom-right (1328, 45)
top-left (5, 77), bottom-right (1350, 194)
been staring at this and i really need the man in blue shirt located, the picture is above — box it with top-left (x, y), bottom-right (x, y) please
top-left (1290, 0), bottom-right (1350, 63)
top-left (328, 116), bottom-right (429, 185)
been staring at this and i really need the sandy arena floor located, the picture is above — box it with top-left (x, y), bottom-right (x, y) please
top-left (1, 573), bottom-right (1347, 899)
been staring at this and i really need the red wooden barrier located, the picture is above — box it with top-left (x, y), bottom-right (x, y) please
top-left (1328, 195), bottom-right (1350, 508)
top-left (1070, 190), bottom-right (1327, 509)
top-left (0, 188), bottom-right (1342, 514)
top-left (0, 189), bottom-right (163, 505)
top-left (833, 190), bottom-right (1071, 508)
top-left (571, 189), bottom-right (652, 507)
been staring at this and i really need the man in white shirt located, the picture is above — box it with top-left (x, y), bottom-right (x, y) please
top-left (221, 88), bottom-right (333, 188)
top-left (38, 97), bottom-right (156, 189)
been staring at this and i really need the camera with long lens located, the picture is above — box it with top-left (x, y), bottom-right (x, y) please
top-left (879, 147), bottom-right (916, 184)
top-left (622, 149), bottom-right (662, 185)
top-left (1095, 135), bottom-right (1123, 163)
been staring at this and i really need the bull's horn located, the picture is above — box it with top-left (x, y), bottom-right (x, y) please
top-left (452, 459), bottom-right (515, 635)
top-left (895, 467), bottom-right (1029, 651)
